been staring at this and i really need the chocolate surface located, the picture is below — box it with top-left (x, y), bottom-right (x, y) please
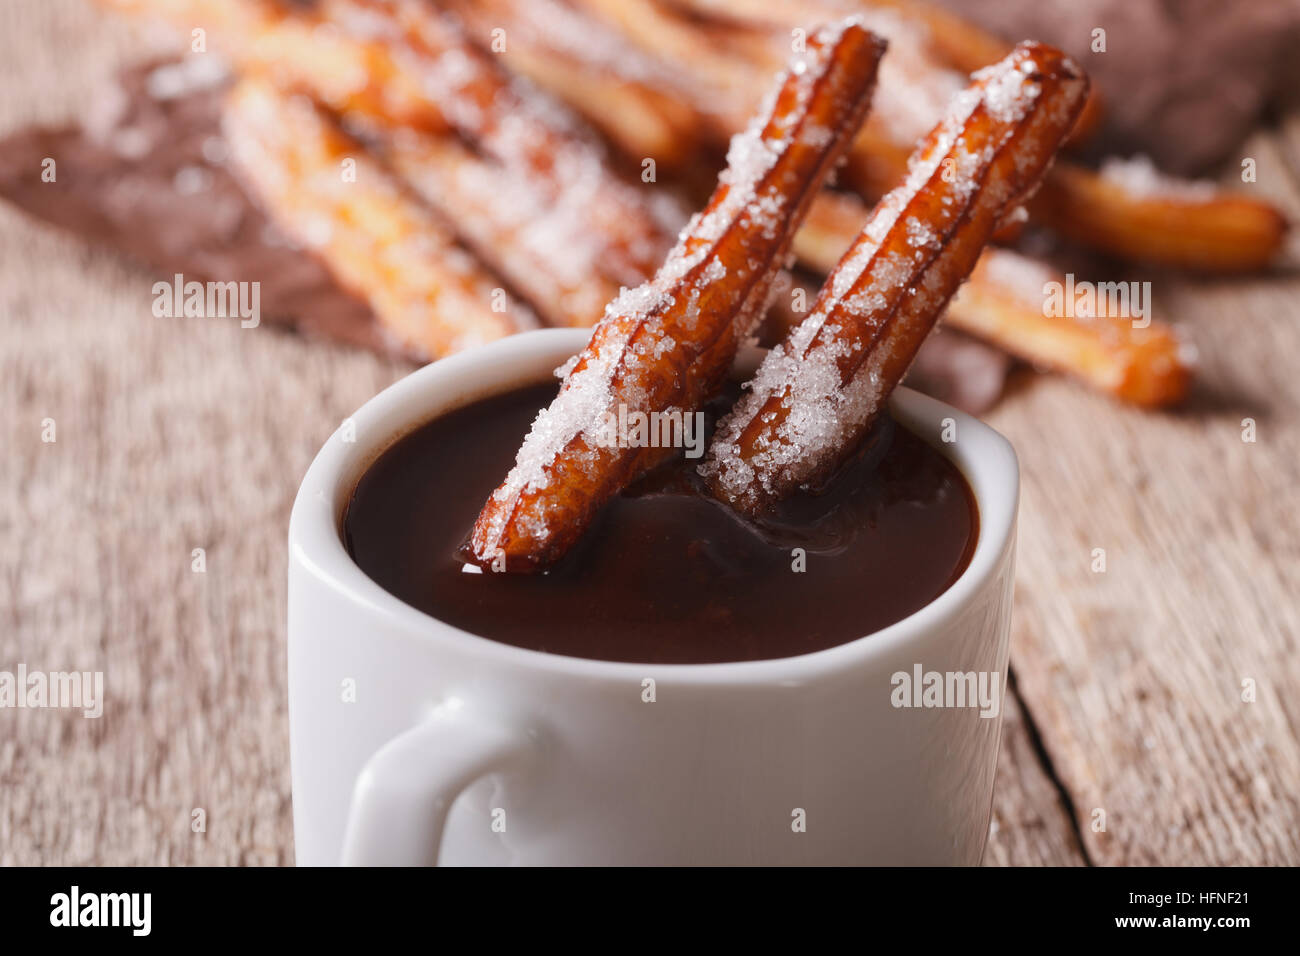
top-left (343, 382), bottom-right (979, 664)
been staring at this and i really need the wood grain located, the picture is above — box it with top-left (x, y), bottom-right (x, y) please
top-left (2, 0), bottom-right (1297, 866)
top-left (984, 129), bottom-right (1300, 865)
top-left (983, 688), bottom-right (1087, 866)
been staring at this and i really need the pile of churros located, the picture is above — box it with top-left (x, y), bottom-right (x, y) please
top-left (101, 0), bottom-right (1289, 410)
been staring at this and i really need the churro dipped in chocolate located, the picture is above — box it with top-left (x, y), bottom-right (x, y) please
top-left (468, 21), bottom-right (885, 572)
top-left (703, 42), bottom-right (1090, 515)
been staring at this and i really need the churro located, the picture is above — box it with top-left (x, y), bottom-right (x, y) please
top-left (223, 77), bottom-right (533, 358)
top-left (469, 21), bottom-right (885, 571)
top-left (703, 42), bottom-right (1089, 514)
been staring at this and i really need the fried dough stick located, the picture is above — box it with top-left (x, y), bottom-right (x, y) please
top-left (569, 0), bottom-right (760, 133)
top-left (949, 250), bottom-right (1193, 406)
top-left (363, 121), bottom-right (624, 328)
top-left (105, 0), bottom-right (676, 286)
top-left (664, 0), bottom-right (1002, 71)
top-left (443, 0), bottom-right (717, 172)
top-left (348, 0), bottom-right (669, 279)
top-left (669, 0), bottom-right (1102, 145)
top-left (658, 0), bottom-right (1287, 271)
top-left (703, 43), bottom-right (1090, 515)
top-left (223, 78), bottom-right (532, 358)
top-left (796, 191), bottom-right (1193, 406)
top-left (1030, 163), bottom-right (1289, 273)
top-left (101, 0), bottom-right (452, 131)
top-left (468, 22), bottom-right (886, 572)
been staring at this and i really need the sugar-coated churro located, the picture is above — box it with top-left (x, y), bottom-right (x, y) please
top-left (703, 42), bottom-right (1089, 515)
top-left (468, 21), bottom-right (886, 571)
top-left (223, 77), bottom-right (533, 358)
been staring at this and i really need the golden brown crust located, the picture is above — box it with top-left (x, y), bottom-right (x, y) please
top-left (703, 42), bottom-right (1090, 515)
top-left (222, 77), bottom-right (531, 359)
top-left (468, 22), bottom-right (886, 572)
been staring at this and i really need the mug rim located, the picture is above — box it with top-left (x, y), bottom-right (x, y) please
top-left (289, 328), bottom-right (1019, 684)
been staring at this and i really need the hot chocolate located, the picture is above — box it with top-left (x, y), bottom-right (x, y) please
top-left (343, 381), bottom-right (978, 664)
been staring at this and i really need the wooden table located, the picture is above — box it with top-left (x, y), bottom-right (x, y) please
top-left (3, 0), bottom-right (1297, 866)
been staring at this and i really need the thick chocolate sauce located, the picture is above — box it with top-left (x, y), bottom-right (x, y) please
top-left (343, 382), bottom-right (978, 664)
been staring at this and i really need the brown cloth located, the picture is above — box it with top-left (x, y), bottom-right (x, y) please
top-left (0, 60), bottom-right (402, 358)
top-left (938, 0), bottom-right (1300, 174)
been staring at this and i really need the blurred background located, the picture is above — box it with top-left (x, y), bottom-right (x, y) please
top-left (2, 0), bottom-right (1298, 865)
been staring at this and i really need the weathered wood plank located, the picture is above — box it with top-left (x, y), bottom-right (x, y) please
top-left (984, 688), bottom-right (1088, 866)
top-left (983, 131), bottom-right (1300, 862)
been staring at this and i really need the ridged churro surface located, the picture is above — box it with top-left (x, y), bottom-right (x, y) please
top-left (703, 42), bottom-right (1089, 514)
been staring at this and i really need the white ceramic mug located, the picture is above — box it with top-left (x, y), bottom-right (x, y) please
top-left (288, 328), bottom-right (1019, 866)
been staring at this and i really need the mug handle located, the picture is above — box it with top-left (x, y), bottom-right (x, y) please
top-left (339, 701), bottom-right (532, 866)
